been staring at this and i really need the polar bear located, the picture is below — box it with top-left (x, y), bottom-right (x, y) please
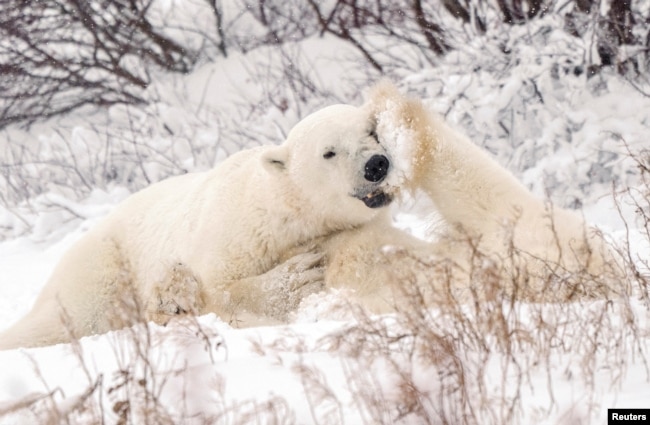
top-left (0, 102), bottom-right (402, 350)
top-left (315, 82), bottom-right (625, 311)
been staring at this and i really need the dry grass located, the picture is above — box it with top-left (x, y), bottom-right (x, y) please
top-left (1, 152), bottom-right (649, 425)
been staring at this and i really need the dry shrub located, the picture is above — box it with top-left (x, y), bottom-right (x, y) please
top-left (2, 154), bottom-right (649, 425)
top-left (309, 149), bottom-right (650, 424)
top-left (0, 287), bottom-right (288, 425)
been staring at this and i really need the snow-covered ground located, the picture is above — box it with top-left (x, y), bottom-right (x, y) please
top-left (1, 4), bottom-right (649, 424)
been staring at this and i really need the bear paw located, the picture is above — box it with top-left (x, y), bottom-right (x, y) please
top-left (261, 252), bottom-right (325, 320)
top-left (147, 262), bottom-right (203, 325)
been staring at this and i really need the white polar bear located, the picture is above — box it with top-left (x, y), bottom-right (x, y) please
top-left (0, 103), bottom-right (402, 350)
top-left (316, 82), bottom-right (625, 311)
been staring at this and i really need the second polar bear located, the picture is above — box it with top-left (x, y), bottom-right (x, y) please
top-left (317, 83), bottom-right (625, 311)
top-left (0, 102), bottom-right (404, 349)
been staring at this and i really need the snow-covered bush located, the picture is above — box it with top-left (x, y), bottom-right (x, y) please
top-left (0, 0), bottom-right (197, 130)
top-left (2, 0), bottom-right (649, 239)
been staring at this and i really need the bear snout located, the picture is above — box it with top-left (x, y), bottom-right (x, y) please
top-left (364, 154), bottom-right (390, 182)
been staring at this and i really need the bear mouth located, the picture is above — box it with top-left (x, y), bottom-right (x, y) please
top-left (356, 189), bottom-right (392, 209)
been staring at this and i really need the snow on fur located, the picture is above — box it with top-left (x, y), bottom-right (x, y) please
top-left (367, 82), bottom-right (418, 188)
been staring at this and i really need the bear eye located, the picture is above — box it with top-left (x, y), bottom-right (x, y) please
top-left (369, 130), bottom-right (380, 144)
top-left (323, 151), bottom-right (336, 159)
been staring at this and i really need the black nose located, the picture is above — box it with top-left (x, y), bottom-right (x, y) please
top-left (364, 154), bottom-right (390, 182)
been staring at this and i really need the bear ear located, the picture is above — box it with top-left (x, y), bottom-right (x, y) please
top-left (262, 145), bottom-right (289, 174)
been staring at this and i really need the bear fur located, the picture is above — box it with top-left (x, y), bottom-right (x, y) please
top-left (0, 103), bottom-right (402, 349)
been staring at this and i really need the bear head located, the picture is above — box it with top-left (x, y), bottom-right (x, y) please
top-left (262, 104), bottom-right (398, 226)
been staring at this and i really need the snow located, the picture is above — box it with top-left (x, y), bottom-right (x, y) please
top-left (1, 4), bottom-right (650, 425)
